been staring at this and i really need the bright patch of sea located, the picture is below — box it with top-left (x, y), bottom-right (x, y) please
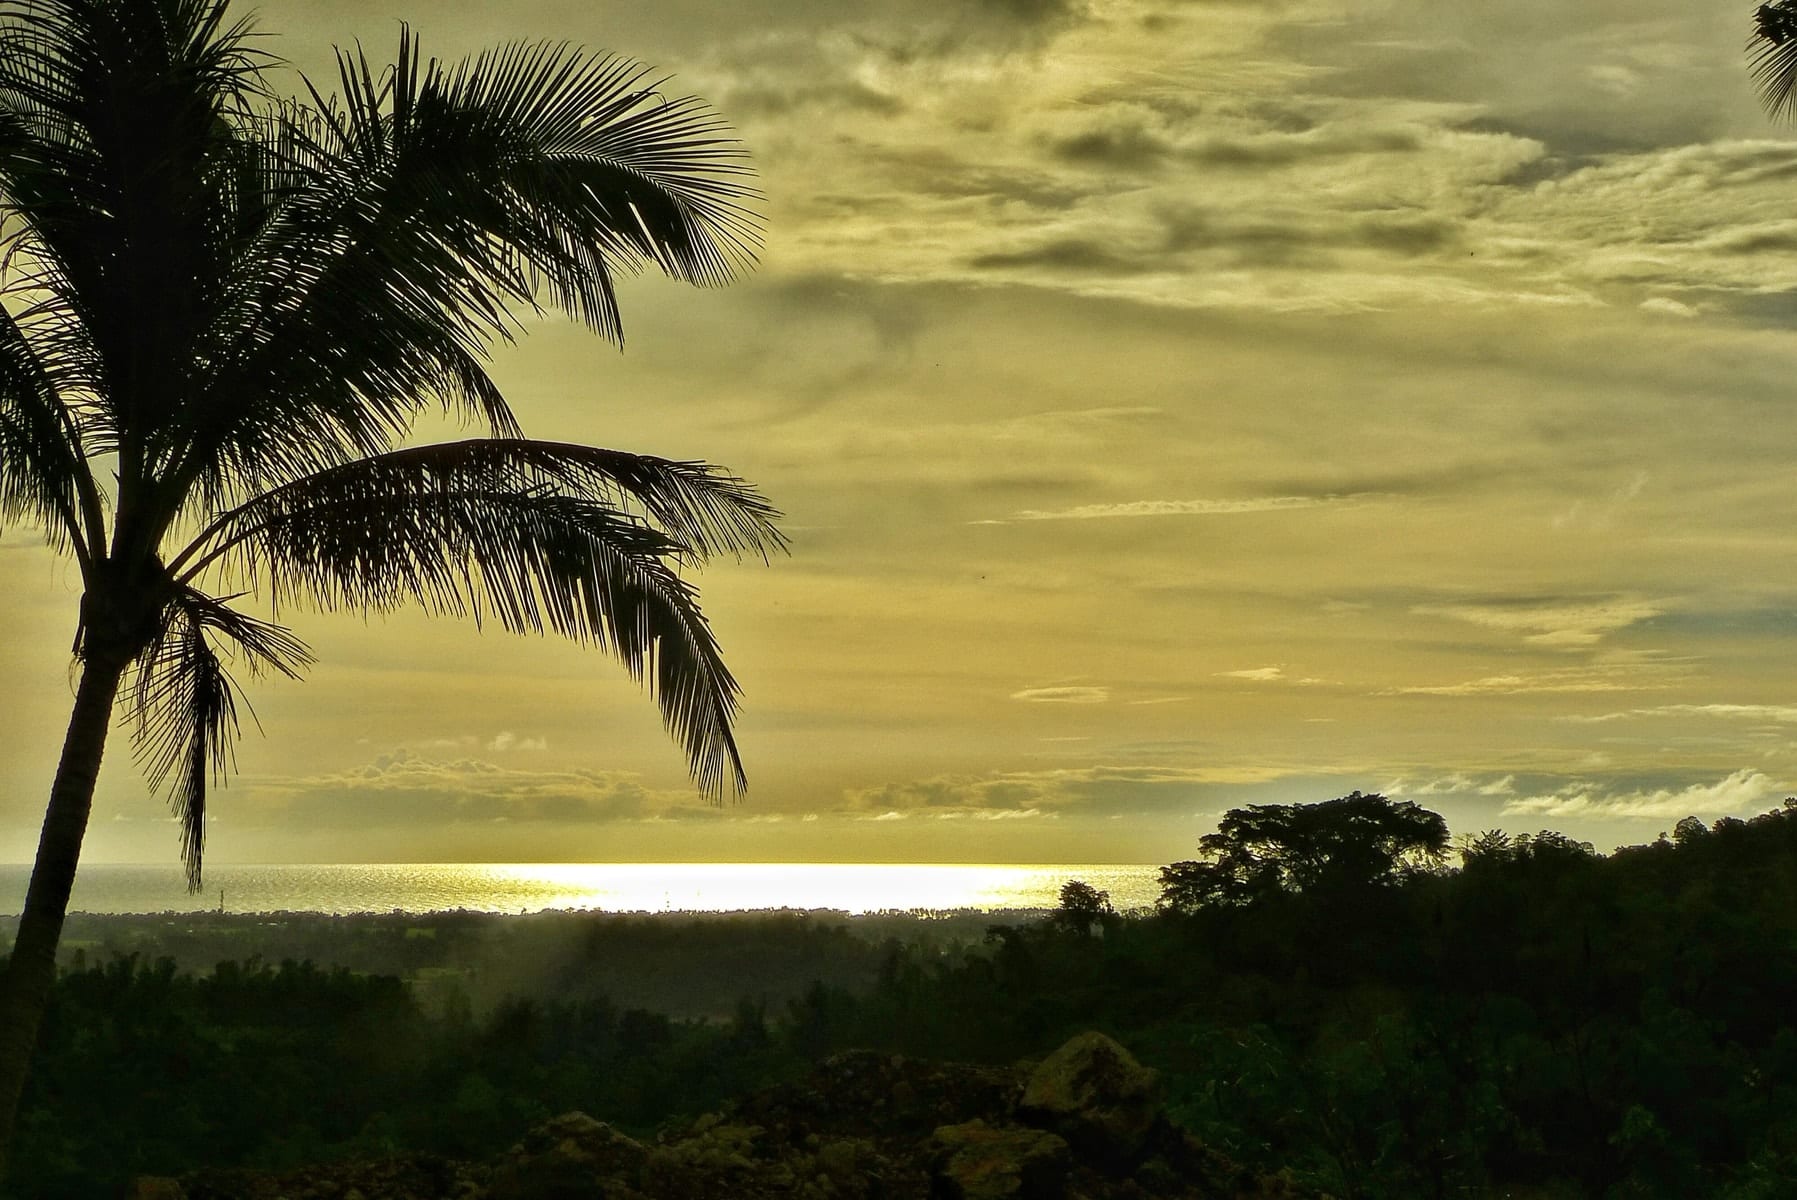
top-left (0, 862), bottom-right (1163, 916)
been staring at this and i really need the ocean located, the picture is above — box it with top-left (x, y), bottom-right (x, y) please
top-left (0, 862), bottom-right (1164, 916)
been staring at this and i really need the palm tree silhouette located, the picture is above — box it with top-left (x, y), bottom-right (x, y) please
top-left (1752, 2), bottom-right (1797, 117)
top-left (0, 0), bottom-right (781, 1169)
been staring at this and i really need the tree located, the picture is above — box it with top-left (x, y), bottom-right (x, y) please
top-left (1159, 792), bottom-right (1450, 912)
top-left (1050, 878), bottom-right (1113, 936)
top-left (0, 0), bottom-right (779, 1172)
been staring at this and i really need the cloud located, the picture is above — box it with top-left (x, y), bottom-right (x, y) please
top-left (968, 238), bottom-right (1157, 275)
top-left (1562, 704), bottom-right (1797, 725)
top-left (1011, 686), bottom-right (1110, 703)
top-left (1216, 667), bottom-right (1327, 686)
top-left (1501, 769), bottom-right (1787, 820)
top-left (1391, 672), bottom-right (1642, 697)
top-left (839, 762), bottom-right (1315, 821)
top-left (1388, 773), bottom-right (1517, 798)
top-left (245, 753), bottom-right (708, 828)
top-left (1270, 0), bottom-right (1752, 152)
top-left (1412, 597), bottom-right (1662, 648)
top-left (1186, 124), bottom-right (1429, 169)
top-left (1013, 495), bottom-right (1344, 521)
top-left (1047, 107), bottom-right (1177, 171)
top-left (487, 731), bottom-right (548, 753)
top-left (845, 774), bottom-right (1053, 813)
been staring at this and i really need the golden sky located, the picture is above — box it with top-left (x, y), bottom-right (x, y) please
top-left (5, 0), bottom-right (1797, 865)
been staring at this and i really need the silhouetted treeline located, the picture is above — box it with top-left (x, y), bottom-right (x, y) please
top-left (9, 801), bottom-right (1797, 1198)
top-left (18, 908), bottom-right (1007, 1019)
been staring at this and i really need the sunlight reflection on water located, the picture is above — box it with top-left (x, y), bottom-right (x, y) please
top-left (0, 862), bottom-right (1162, 916)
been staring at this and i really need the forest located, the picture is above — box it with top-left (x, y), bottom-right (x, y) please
top-left (6, 794), bottom-right (1796, 1199)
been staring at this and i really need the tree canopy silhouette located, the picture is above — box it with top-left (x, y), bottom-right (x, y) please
top-left (1159, 791), bottom-right (1450, 912)
top-left (1050, 878), bottom-right (1114, 936)
top-left (0, 0), bottom-right (780, 1173)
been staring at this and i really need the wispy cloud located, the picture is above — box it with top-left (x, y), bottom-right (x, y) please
top-left (1012, 495), bottom-right (1343, 521)
top-left (1391, 672), bottom-right (1640, 697)
top-left (1388, 773), bottom-right (1518, 798)
top-left (246, 752), bottom-right (699, 827)
top-left (841, 762), bottom-right (1316, 821)
top-left (1563, 704), bottom-right (1797, 725)
top-left (488, 731), bottom-right (548, 753)
top-left (1502, 769), bottom-right (1787, 820)
top-left (1011, 686), bottom-right (1110, 703)
top-left (1412, 597), bottom-right (1663, 648)
top-left (1218, 666), bottom-right (1327, 685)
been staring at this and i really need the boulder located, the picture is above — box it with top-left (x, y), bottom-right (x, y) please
top-left (929, 1119), bottom-right (1071, 1200)
top-left (1017, 1032), bottom-right (1162, 1164)
top-left (488, 1111), bottom-right (649, 1200)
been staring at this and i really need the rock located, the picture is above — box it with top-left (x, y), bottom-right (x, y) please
top-left (488, 1111), bottom-right (648, 1200)
top-left (735, 1049), bottom-right (1022, 1142)
top-left (639, 1122), bottom-right (766, 1196)
top-left (172, 1038), bottom-right (1321, 1200)
top-left (814, 1138), bottom-right (863, 1183)
top-left (1018, 1032), bottom-right (1162, 1164)
top-left (182, 1156), bottom-right (473, 1200)
top-left (127, 1180), bottom-right (188, 1200)
top-left (929, 1119), bottom-right (1071, 1200)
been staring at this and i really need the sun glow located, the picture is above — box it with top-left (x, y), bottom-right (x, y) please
top-left (9, 863), bottom-right (1162, 916)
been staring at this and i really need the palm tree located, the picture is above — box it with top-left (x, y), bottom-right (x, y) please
top-left (1752, 2), bottom-right (1797, 117)
top-left (0, 0), bottom-right (781, 1171)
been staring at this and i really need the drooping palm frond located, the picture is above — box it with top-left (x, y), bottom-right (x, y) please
top-left (171, 445), bottom-right (755, 795)
top-left (172, 439), bottom-right (783, 578)
top-left (0, 296), bottom-right (99, 561)
top-left (1752, 2), bottom-right (1797, 119)
top-left (126, 586), bottom-right (311, 889)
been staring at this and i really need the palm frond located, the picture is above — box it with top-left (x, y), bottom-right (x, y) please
top-left (281, 27), bottom-right (759, 341)
top-left (127, 586), bottom-right (311, 890)
top-left (1753, 3), bottom-right (1797, 119)
top-left (0, 293), bottom-right (100, 560)
top-left (172, 446), bottom-right (755, 795)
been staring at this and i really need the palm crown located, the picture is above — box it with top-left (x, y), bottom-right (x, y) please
top-left (0, 0), bottom-right (782, 893)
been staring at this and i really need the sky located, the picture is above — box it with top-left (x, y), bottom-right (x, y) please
top-left (5, 0), bottom-right (1797, 866)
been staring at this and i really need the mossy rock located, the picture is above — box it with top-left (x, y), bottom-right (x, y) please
top-left (929, 1118), bottom-right (1070, 1200)
top-left (1018, 1032), bottom-right (1162, 1164)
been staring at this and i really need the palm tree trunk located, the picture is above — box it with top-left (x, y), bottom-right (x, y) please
top-left (0, 650), bottom-right (127, 1179)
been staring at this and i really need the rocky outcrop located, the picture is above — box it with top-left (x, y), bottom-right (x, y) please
top-left (487, 1112), bottom-right (648, 1199)
top-left (180, 1154), bottom-right (478, 1199)
top-left (928, 1119), bottom-right (1070, 1199)
top-left (1017, 1031), bottom-right (1161, 1164)
top-left (154, 1033), bottom-right (1322, 1200)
